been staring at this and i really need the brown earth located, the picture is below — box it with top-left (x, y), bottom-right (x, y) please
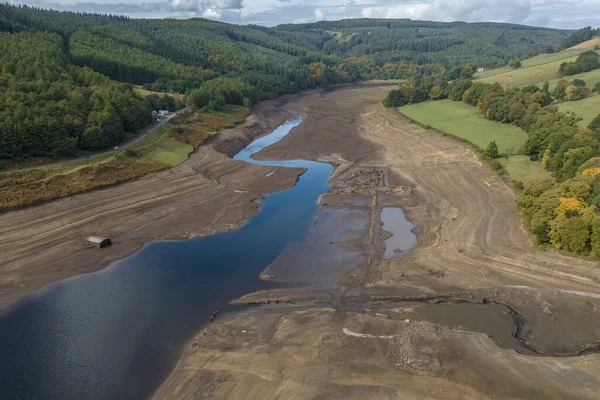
top-left (155, 87), bottom-right (600, 399)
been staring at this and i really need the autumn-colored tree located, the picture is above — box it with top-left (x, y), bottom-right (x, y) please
top-left (429, 86), bottom-right (443, 100)
top-left (554, 197), bottom-right (584, 216)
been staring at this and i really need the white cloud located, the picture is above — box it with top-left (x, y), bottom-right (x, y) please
top-left (315, 8), bottom-right (324, 20)
top-left (9, 0), bottom-right (600, 28)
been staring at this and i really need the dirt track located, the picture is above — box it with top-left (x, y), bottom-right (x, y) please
top-left (156, 87), bottom-right (600, 399)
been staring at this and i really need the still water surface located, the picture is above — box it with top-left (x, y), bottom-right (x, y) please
top-left (0, 112), bottom-right (333, 400)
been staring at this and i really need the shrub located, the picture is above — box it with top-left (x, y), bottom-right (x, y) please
top-left (490, 159), bottom-right (503, 170)
top-left (484, 141), bottom-right (500, 159)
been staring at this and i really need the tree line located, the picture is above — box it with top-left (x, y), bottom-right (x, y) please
top-left (559, 50), bottom-right (600, 76)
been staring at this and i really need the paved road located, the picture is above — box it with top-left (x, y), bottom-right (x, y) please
top-left (3, 106), bottom-right (189, 174)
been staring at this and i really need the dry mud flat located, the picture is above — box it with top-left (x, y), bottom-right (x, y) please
top-left (157, 88), bottom-right (600, 399)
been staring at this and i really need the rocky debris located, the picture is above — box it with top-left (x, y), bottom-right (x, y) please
top-left (331, 168), bottom-right (385, 197)
top-left (330, 167), bottom-right (412, 198)
top-left (386, 322), bottom-right (447, 375)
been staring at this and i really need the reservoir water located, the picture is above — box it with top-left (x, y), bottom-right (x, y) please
top-left (0, 112), bottom-right (333, 400)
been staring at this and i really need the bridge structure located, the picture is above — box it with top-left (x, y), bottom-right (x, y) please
top-left (324, 82), bottom-right (401, 92)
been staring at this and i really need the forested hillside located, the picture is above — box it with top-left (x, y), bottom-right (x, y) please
top-left (277, 19), bottom-right (569, 69)
top-left (0, 4), bottom-right (571, 160)
top-left (0, 31), bottom-right (152, 159)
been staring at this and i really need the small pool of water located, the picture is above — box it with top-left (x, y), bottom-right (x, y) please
top-left (381, 207), bottom-right (418, 259)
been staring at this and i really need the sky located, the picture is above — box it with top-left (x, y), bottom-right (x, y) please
top-left (9, 0), bottom-right (600, 29)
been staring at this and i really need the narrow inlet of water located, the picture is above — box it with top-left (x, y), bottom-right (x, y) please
top-left (0, 112), bottom-right (333, 400)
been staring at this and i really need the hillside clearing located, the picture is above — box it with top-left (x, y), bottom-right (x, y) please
top-left (399, 100), bottom-right (528, 153)
top-left (133, 85), bottom-right (186, 101)
top-left (499, 155), bottom-right (551, 183)
top-left (557, 94), bottom-right (600, 126)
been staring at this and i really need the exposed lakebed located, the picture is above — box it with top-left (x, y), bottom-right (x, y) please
top-left (0, 111), bottom-right (420, 399)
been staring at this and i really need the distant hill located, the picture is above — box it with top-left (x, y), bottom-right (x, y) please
top-left (277, 19), bottom-right (569, 69)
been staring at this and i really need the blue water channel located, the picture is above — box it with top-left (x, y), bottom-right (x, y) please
top-left (0, 112), bottom-right (334, 400)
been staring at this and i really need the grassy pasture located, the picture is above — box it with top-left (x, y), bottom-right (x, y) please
top-left (476, 55), bottom-right (577, 88)
top-left (476, 37), bottom-right (600, 88)
top-left (543, 68), bottom-right (600, 91)
top-left (399, 100), bottom-right (528, 153)
top-left (475, 50), bottom-right (581, 81)
top-left (557, 94), bottom-right (600, 127)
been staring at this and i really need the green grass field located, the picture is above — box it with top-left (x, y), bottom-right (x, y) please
top-left (499, 155), bottom-right (551, 182)
top-left (476, 55), bottom-right (577, 88)
top-left (119, 122), bottom-right (192, 166)
top-left (475, 50), bottom-right (581, 82)
top-left (557, 94), bottom-right (600, 127)
top-left (400, 100), bottom-right (528, 153)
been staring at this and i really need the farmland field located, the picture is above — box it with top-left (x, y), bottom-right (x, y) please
top-left (399, 100), bottom-right (528, 153)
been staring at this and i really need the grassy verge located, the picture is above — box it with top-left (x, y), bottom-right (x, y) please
top-left (557, 93), bottom-right (600, 126)
top-left (400, 100), bottom-right (528, 153)
top-left (0, 106), bottom-right (249, 212)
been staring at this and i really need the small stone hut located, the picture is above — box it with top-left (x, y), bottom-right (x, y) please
top-left (86, 236), bottom-right (112, 248)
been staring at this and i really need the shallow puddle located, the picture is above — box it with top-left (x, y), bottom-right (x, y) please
top-left (381, 207), bottom-right (417, 259)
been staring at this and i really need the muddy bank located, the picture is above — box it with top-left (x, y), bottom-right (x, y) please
top-left (0, 99), bottom-right (304, 309)
top-left (159, 306), bottom-right (600, 400)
